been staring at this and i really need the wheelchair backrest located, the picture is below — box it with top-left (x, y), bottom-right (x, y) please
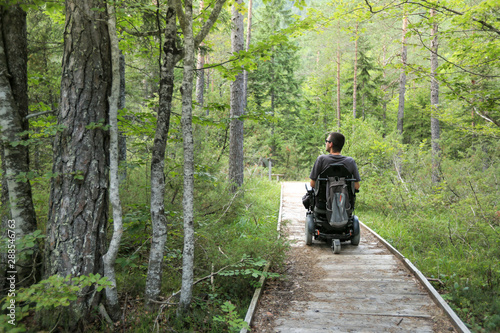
top-left (314, 163), bottom-right (356, 212)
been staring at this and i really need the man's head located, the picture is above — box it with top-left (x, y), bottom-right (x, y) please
top-left (326, 132), bottom-right (345, 153)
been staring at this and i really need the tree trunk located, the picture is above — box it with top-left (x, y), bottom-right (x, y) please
top-left (178, 0), bottom-right (196, 314)
top-left (118, 51), bottom-right (127, 184)
top-left (430, 9), bottom-right (441, 184)
top-left (145, 0), bottom-right (177, 307)
top-left (352, 22), bottom-right (358, 119)
top-left (243, 0), bottom-right (253, 112)
top-left (228, 0), bottom-right (245, 190)
top-left (0, 4), bottom-right (38, 289)
top-left (44, 0), bottom-right (111, 328)
top-left (102, 2), bottom-right (123, 321)
top-left (397, 13), bottom-right (408, 136)
top-left (336, 29), bottom-right (341, 130)
top-left (195, 0), bottom-right (205, 114)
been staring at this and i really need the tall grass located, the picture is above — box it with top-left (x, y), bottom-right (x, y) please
top-left (353, 129), bottom-right (500, 332)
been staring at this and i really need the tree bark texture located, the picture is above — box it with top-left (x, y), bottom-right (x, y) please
top-left (229, 0), bottom-right (245, 190)
top-left (45, 0), bottom-right (111, 326)
top-left (178, 0), bottom-right (196, 313)
top-left (397, 14), bottom-right (408, 136)
top-left (102, 2), bottom-right (123, 320)
top-left (145, 0), bottom-right (177, 307)
top-left (0, 4), bottom-right (38, 287)
top-left (430, 9), bottom-right (441, 184)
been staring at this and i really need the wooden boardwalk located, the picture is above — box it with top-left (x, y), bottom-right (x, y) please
top-left (248, 182), bottom-right (469, 333)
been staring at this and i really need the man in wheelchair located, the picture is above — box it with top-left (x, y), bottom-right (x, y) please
top-left (303, 132), bottom-right (361, 253)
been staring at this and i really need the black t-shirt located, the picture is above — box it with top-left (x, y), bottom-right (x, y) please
top-left (309, 154), bottom-right (361, 182)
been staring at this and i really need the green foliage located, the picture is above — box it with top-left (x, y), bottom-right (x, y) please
top-left (213, 301), bottom-right (250, 332)
top-left (355, 122), bottom-right (500, 331)
top-left (0, 274), bottom-right (112, 332)
top-left (14, 274), bottom-right (112, 311)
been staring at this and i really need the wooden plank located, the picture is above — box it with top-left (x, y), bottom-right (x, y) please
top-left (250, 182), bottom-right (466, 333)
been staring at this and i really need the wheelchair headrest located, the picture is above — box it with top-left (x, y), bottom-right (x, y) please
top-left (319, 163), bottom-right (353, 178)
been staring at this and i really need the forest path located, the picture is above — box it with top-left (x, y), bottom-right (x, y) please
top-left (250, 181), bottom-right (461, 333)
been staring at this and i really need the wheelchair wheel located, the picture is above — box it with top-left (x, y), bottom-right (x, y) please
top-left (305, 214), bottom-right (313, 245)
top-left (332, 239), bottom-right (341, 254)
top-left (305, 226), bottom-right (312, 245)
top-left (351, 232), bottom-right (360, 246)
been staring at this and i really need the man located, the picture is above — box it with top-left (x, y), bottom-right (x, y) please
top-left (309, 132), bottom-right (361, 190)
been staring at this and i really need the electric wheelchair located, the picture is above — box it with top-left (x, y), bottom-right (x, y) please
top-left (303, 163), bottom-right (360, 254)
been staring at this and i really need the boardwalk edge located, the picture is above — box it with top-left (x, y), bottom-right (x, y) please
top-left (240, 183), bottom-right (284, 333)
top-left (360, 221), bottom-right (471, 333)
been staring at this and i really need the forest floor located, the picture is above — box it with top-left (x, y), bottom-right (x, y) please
top-left (250, 181), bottom-right (457, 333)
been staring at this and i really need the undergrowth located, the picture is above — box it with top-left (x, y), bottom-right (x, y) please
top-left (356, 136), bottom-right (500, 332)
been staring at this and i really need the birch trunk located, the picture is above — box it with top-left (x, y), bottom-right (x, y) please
top-left (228, 0), bottom-right (245, 190)
top-left (102, 2), bottom-right (123, 320)
top-left (145, 0), bottom-right (177, 307)
top-left (0, 4), bottom-right (38, 288)
top-left (118, 51), bottom-right (127, 183)
top-left (430, 9), bottom-right (441, 184)
top-left (397, 13), bottom-right (408, 136)
top-left (145, 0), bottom-right (225, 308)
top-left (178, 0), bottom-right (196, 313)
top-left (45, 0), bottom-right (111, 327)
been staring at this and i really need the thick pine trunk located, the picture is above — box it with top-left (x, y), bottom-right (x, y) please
top-left (145, 1), bottom-right (178, 307)
top-left (45, 0), bottom-right (111, 328)
top-left (0, 5), bottom-right (38, 289)
top-left (397, 14), bottom-right (408, 136)
top-left (430, 9), bottom-right (441, 184)
top-left (178, 0), bottom-right (196, 313)
top-left (228, 0), bottom-right (245, 190)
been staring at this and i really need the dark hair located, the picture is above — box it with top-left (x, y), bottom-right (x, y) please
top-left (328, 132), bottom-right (345, 153)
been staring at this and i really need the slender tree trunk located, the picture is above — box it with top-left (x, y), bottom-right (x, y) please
top-left (336, 27), bottom-right (341, 130)
top-left (430, 9), bottom-right (441, 184)
top-left (382, 43), bottom-right (387, 138)
top-left (228, 0), bottom-right (245, 190)
top-left (118, 51), bottom-right (127, 183)
top-left (102, 2), bottom-right (123, 320)
top-left (397, 13), bottom-right (408, 136)
top-left (352, 22), bottom-right (358, 119)
top-left (196, 0), bottom-right (205, 114)
top-left (243, 0), bottom-right (253, 112)
top-left (145, 0), bottom-right (177, 307)
top-left (178, 0), bottom-right (196, 314)
top-left (0, 4), bottom-right (38, 288)
top-left (44, 0), bottom-right (111, 328)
